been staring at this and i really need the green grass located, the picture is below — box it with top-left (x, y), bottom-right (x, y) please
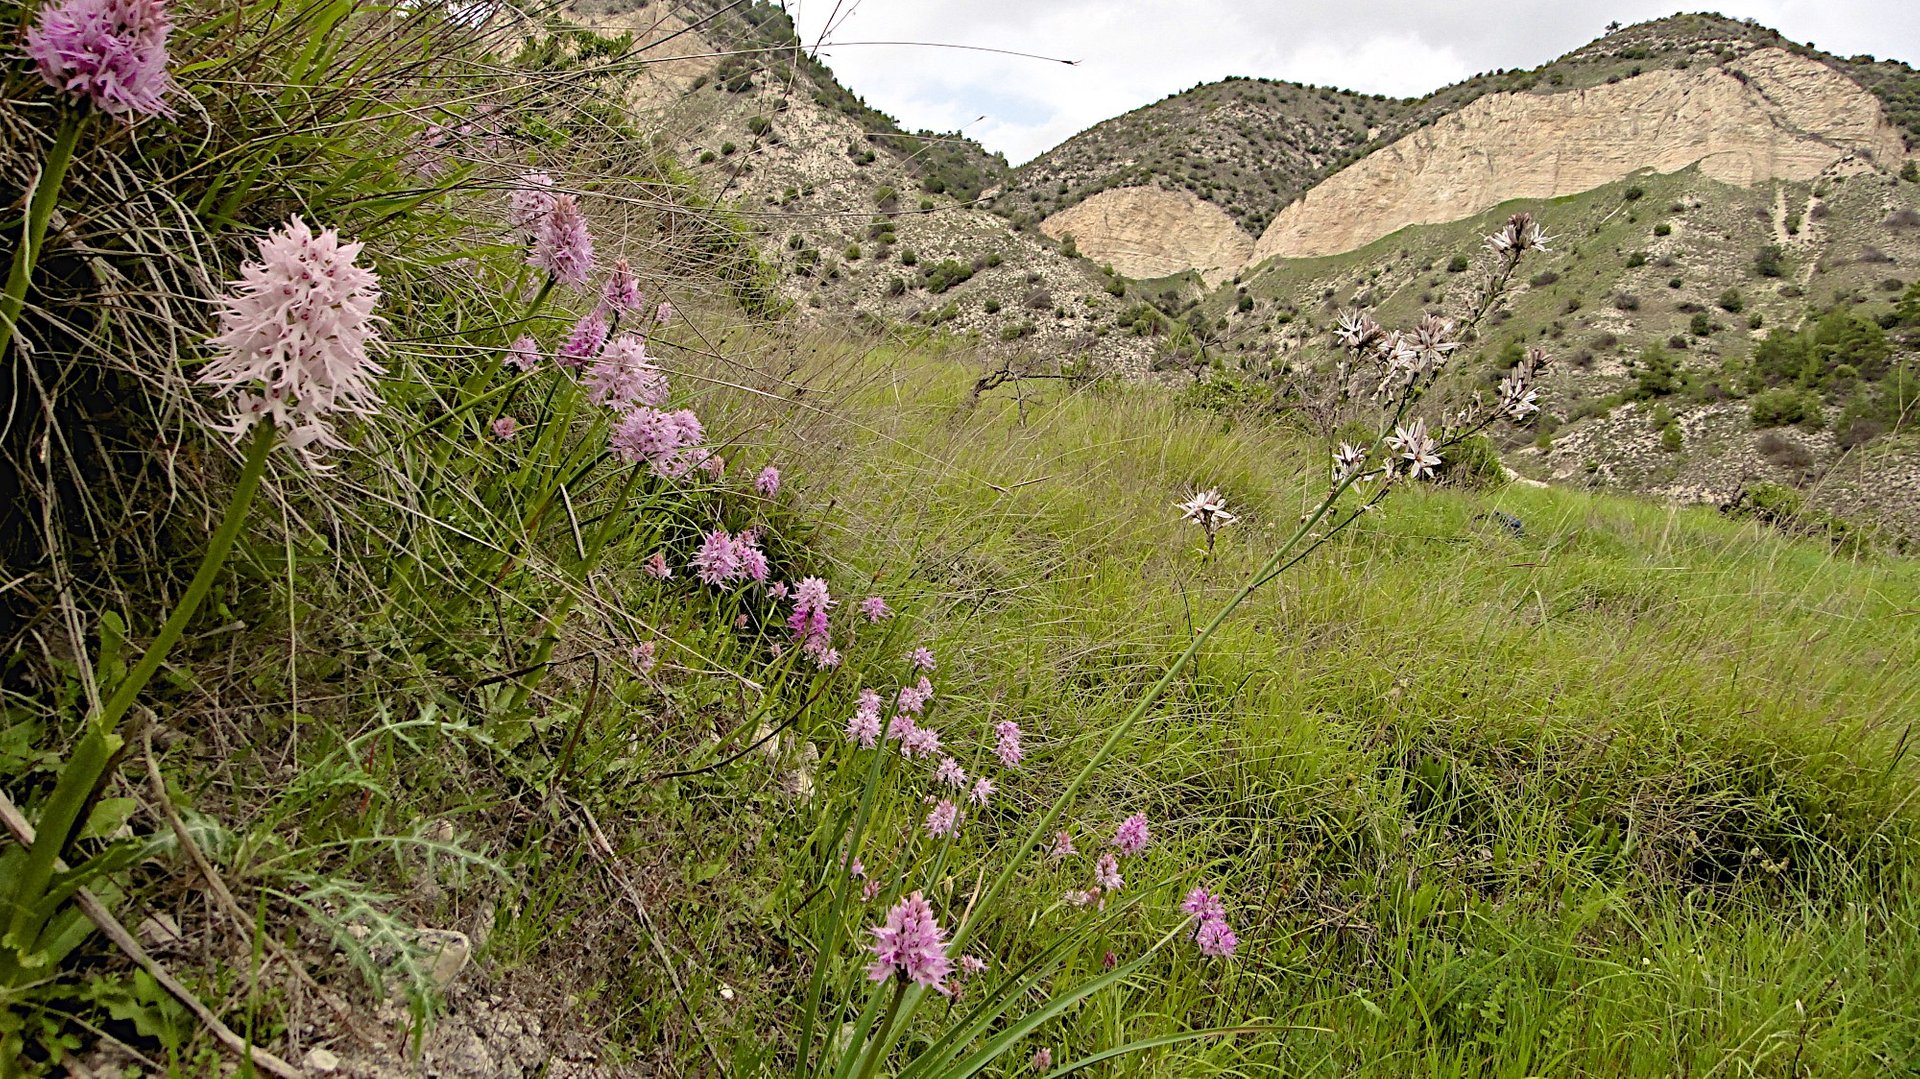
top-left (700, 344), bottom-right (1920, 1075)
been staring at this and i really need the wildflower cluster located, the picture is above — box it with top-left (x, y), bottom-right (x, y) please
top-left (27, 0), bottom-right (176, 120)
top-left (200, 215), bottom-right (385, 465)
top-left (1056, 811), bottom-right (1159, 916)
top-left (788, 577), bottom-right (839, 668)
top-left (689, 529), bottom-right (769, 586)
top-left (1318, 212), bottom-right (1555, 492)
top-left (1181, 886), bottom-right (1238, 958)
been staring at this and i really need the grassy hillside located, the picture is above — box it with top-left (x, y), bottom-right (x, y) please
top-left (690, 340), bottom-right (1920, 1075)
top-left (4, 0), bottom-right (1919, 1075)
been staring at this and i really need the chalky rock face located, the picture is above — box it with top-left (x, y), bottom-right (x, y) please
top-left (1040, 186), bottom-right (1254, 286)
top-left (1252, 49), bottom-right (1909, 263)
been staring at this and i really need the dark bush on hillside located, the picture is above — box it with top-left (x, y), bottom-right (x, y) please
top-left (1887, 208), bottom-right (1920, 227)
top-left (1755, 244), bottom-right (1786, 278)
top-left (1613, 292), bottom-right (1641, 311)
top-left (1626, 251), bottom-right (1649, 268)
top-left (1446, 255), bottom-right (1470, 273)
top-left (921, 259), bottom-right (974, 294)
top-left (1755, 430), bottom-right (1814, 470)
top-left (1529, 270), bottom-right (1560, 287)
top-left (1718, 288), bottom-right (1744, 313)
top-left (1653, 222), bottom-right (1672, 237)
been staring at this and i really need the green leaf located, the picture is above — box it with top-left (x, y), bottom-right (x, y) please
top-left (76, 797), bottom-right (137, 842)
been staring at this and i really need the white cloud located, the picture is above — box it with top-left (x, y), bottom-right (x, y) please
top-left (787, 1), bottom-right (1920, 165)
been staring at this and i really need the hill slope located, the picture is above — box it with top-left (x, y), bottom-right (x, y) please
top-left (990, 13), bottom-right (1920, 276)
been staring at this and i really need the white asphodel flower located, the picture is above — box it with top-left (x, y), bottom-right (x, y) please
top-left (1178, 490), bottom-right (1239, 544)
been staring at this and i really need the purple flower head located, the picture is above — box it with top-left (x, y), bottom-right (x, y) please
top-left (506, 334), bottom-right (543, 372)
top-left (1093, 853), bottom-right (1123, 892)
top-left (1182, 887), bottom-right (1225, 922)
top-left (1050, 830), bottom-right (1075, 857)
top-left (867, 891), bottom-right (952, 990)
top-left (199, 216), bottom-right (384, 466)
top-left (846, 696), bottom-right (882, 748)
top-left (935, 757), bottom-right (966, 789)
top-left (556, 310), bottom-right (608, 368)
top-left (755, 465), bottom-right (782, 497)
top-left (769, 581), bottom-right (790, 600)
top-left (529, 194), bottom-right (595, 287)
top-left (1063, 889), bottom-right (1097, 908)
top-left (701, 453), bottom-right (726, 480)
top-left (847, 855), bottom-right (866, 880)
top-left (862, 878), bottom-right (882, 902)
top-left (1194, 917), bottom-right (1238, 958)
top-left (859, 595), bottom-right (891, 623)
top-left (896, 678), bottom-right (932, 715)
top-left (609, 407), bottom-right (704, 475)
top-left (909, 647), bottom-right (936, 672)
top-left (630, 640), bottom-right (656, 674)
top-left (924, 799), bottom-right (960, 838)
top-left (1112, 813), bottom-right (1151, 856)
top-left (491, 416), bottom-right (518, 440)
top-left (1031, 1048), bottom-right (1052, 1072)
top-left (691, 530), bottom-right (742, 586)
top-left (993, 720), bottom-right (1024, 768)
top-left (655, 300), bottom-right (675, 326)
top-left (507, 173), bottom-right (555, 234)
top-left (792, 577), bottom-right (834, 617)
top-left (26, 0), bottom-right (176, 120)
top-left (602, 258), bottom-right (643, 315)
top-left (585, 333), bottom-right (667, 409)
top-left (900, 723), bottom-right (941, 760)
top-left (886, 713), bottom-right (918, 745)
top-left (959, 954), bottom-right (987, 976)
top-left (643, 551), bottom-right (671, 579)
top-left (969, 776), bottom-right (994, 806)
top-left (738, 541), bottom-right (769, 583)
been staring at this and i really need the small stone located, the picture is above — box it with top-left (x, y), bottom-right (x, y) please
top-left (302, 1046), bottom-right (340, 1073)
top-left (137, 912), bottom-right (182, 948)
top-left (416, 928), bottom-right (471, 989)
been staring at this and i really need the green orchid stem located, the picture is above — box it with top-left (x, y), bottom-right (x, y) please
top-left (0, 114), bottom-right (84, 361)
top-left (6, 421), bottom-right (273, 952)
top-left (853, 980), bottom-right (909, 1079)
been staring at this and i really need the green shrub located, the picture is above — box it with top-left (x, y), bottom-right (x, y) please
top-left (921, 259), bottom-right (975, 294)
top-left (1437, 435), bottom-right (1508, 489)
top-left (1630, 343), bottom-right (1681, 399)
top-left (1718, 288), bottom-right (1744, 313)
top-left (1749, 386), bottom-right (1820, 428)
top-left (1755, 244), bottom-right (1786, 278)
top-left (1653, 222), bottom-right (1672, 237)
top-left (1446, 255), bottom-right (1470, 273)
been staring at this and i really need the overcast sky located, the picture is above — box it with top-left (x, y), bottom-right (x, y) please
top-left (784, 2), bottom-right (1920, 165)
